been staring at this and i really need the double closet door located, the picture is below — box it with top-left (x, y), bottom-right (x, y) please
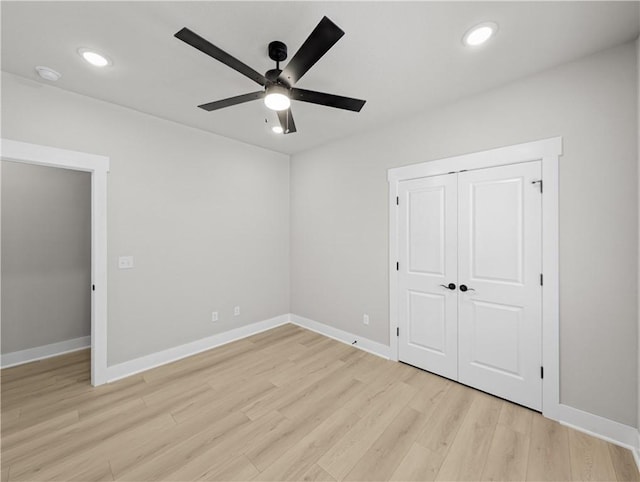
top-left (398, 161), bottom-right (542, 411)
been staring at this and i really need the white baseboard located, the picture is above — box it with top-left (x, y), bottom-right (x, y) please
top-left (289, 314), bottom-right (390, 359)
top-left (633, 431), bottom-right (640, 474)
top-left (104, 314), bottom-right (289, 383)
top-left (1, 336), bottom-right (91, 368)
top-left (555, 403), bottom-right (639, 455)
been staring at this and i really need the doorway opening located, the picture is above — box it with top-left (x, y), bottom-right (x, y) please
top-left (1, 139), bottom-right (109, 386)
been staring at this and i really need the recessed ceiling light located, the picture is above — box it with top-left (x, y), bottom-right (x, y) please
top-left (463, 22), bottom-right (498, 47)
top-left (272, 125), bottom-right (284, 134)
top-left (35, 66), bottom-right (62, 81)
top-left (78, 48), bottom-right (111, 67)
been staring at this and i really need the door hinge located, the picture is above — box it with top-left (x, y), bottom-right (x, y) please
top-left (540, 273), bottom-right (543, 286)
top-left (396, 262), bottom-right (399, 271)
top-left (532, 180), bottom-right (543, 193)
top-left (397, 327), bottom-right (399, 337)
top-left (396, 196), bottom-right (399, 206)
top-left (540, 366), bottom-right (544, 379)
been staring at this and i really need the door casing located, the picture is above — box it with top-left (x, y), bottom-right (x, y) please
top-left (388, 137), bottom-right (561, 419)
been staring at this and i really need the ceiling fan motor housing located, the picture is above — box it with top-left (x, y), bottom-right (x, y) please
top-left (268, 41), bottom-right (287, 62)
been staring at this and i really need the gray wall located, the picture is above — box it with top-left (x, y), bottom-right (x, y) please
top-left (1, 72), bottom-right (290, 366)
top-left (1, 161), bottom-right (91, 353)
top-left (290, 41), bottom-right (638, 427)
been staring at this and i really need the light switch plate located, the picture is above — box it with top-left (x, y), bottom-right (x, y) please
top-left (118, 256), bottom-right (134, 269)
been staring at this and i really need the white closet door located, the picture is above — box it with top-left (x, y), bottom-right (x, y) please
top-left (457, 161), bottom-right (542, 410)
top-left (398, 174), bottom-right (458, 380)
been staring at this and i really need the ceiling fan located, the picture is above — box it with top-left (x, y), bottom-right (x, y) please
top-left (174, 16), bottom-right (366, 134)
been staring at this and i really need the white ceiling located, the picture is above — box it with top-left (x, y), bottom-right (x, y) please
top-left (2, 2), bottom-right (639, 155)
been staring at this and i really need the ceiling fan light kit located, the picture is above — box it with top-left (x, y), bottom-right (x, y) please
top-left (174, 16), bottom-right (366, 135)
top-left (264, 85), bottom-right (291, 111)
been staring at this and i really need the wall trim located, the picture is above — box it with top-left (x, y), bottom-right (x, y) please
top-left (289, 314), bottom-right (391, 359)
top-left (1, 138), bottom-right (110, 386)
top-left (635, 431), bottom-right (640, 473)
top-left (556, 403), bottom-right (639, 455)
top-left (1, 336), bottom-right (91, 368)
top-left (104, 314), bottom-right (289, 383)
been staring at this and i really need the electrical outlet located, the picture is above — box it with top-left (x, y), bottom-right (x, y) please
top-left (234, 306), bottom-right (240, 316)
top-left (363, 314), bottom-right (370, 325)
top-left (211, 311), bottom-right (218, 322)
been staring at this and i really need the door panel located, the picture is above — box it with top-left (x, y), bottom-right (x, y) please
top-left (469, 300), bottom-right (523, 377)
top-left (471, 178), bottom-right (523, 284)
top-left (458, 161), bottom-right (542, 410)
top-left (408, 290), bottom-right (446, 354)
top-left (398, 174), bottom-right (457, 380)
top-left (408, 189), bottom-right (445, 275)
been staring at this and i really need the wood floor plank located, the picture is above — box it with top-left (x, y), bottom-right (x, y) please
top-left (390, 443), bottom-right (442, 482)
top-left (3, 397), bottom-right (146, 468)
top-left (297, 464), bottom-right (337, 482)
top-left (481, 423), bottom-right (531, 481)
top-left (344, 406), bottom-right (428, 481)
top-left (158, 411), bottom-right (290, 481)
top-left (435, 392), bottom-right (502, 481)
top-left (202, 455), bottom-right (259, 481)
top-left (608, 443), bottom-right (640, 482)
top-left (1, 410), bottom-right (79, 449)
top-left (317, 381), bottom-right (417, 480)
top-left (12, 457), bottom-right (114, 482)
top-left (526, 413), bottom-right (572, 481)
top-left (497, 401), bottom-right (535, 434)
top-left (117, 411), bottom-right (251, 481)
top-left (1, 324), bottom-right (634, 482)
top-left (569, 429), bottom-right (619, 481)
top-left (254, 408), bottom-right (358, 481)
top-left (414, 382), bottom-right (474, 459)
top-left (407, 373), bottom-right (451, 416)
top-left (108, 409), bottom-right (266, 478)
top-left (47, 413), bottom-right (176, 480)
top-left (241, 360), bottom-right (345, 421)
top-left (244, 412), bottom-right (325, 472)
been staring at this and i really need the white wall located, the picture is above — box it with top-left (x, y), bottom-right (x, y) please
top-left (1, 72), bottom-right (290, 366)
top-left (291, 42), bottom-right (638, 427)
top-left (1, 161), bottom-right (91, 353)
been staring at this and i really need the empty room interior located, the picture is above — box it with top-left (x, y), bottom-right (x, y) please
top-left (1, 1), bottom-right (640, 481)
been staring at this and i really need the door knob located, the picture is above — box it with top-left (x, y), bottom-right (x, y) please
top-left (440, 283), bottom-right (456, 290)
top-left (459, 284), bottom-right (475, 292)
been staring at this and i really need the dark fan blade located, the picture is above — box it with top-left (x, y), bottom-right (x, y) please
top-left (175, 28), bottom-right (268, 86)
top-left (278, 17), bottom-right (344, 86)
top-left (277, 108), bottom-right (297, 134)
top-left (198, 91), bottom-right (265, 111)
top-left (291, 88), bottom-right (366, 112)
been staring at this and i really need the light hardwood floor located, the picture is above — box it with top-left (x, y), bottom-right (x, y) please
top-left (1, 324), bottom-right (638, 481)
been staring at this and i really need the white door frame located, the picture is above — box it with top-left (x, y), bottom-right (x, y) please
top-left (388, 137), bottom-right (562, 418)
top-left (1, 139), bottom-right (109, 386)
